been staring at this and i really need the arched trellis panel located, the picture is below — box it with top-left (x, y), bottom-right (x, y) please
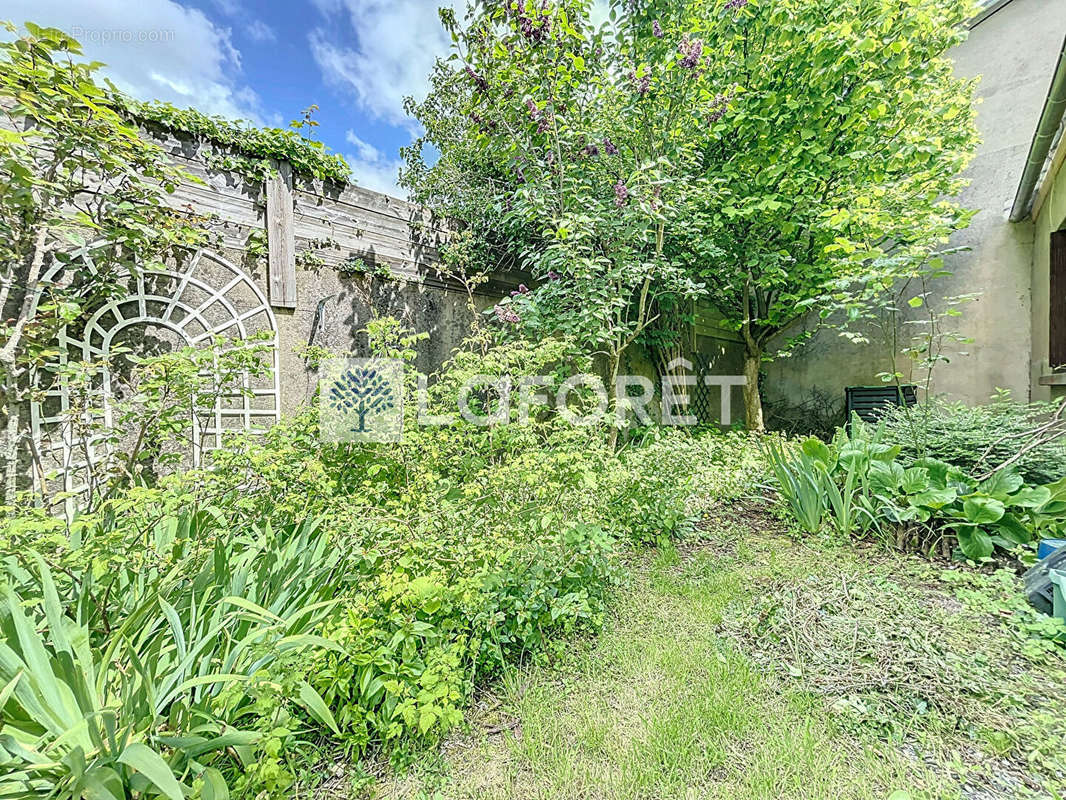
top-left (28, 246), bottom-right (280, 515)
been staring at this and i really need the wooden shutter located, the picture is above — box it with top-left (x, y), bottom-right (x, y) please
top-left (1053, 230), bottom-right (1066, 371)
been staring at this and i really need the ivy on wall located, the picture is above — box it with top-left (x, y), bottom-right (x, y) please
top-left (117, 98), bottom-right (353, 184)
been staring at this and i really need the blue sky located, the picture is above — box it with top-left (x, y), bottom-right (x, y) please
top-left (4, 0), bottom-right (460, 196)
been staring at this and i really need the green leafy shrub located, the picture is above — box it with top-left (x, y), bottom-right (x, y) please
top-left (767, 419), bottom-right (1066, 561)
top-left (880, 394), bottom-right (1066, 484)
top-left (0, 573), bottom-right (227, 800)
top-left (0, 530), bottom-right (345, 800)
top-left (2, 324), bottom-right (768, 794)
top-left (614, 434), bottom-right (697, 545)
top-left (119, 98), bottom-right (352, 183)
top-left (764, 438), bottom-right (828, 533)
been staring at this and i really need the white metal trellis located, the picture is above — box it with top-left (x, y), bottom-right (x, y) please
top-left (28, 246), bottom-right (281, 516)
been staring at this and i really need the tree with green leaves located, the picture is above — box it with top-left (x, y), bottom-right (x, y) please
top-left (403, 0), bottom-right (735, 444)
top-left (667, 0), bottom-right (979, 429)
top-left (0, 22), bottom-right (203, 501)
top-left (404, 0), bottom-right (979, 433)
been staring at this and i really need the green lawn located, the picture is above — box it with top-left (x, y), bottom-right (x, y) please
top-left (370, 504), bottom-right (1066, 800)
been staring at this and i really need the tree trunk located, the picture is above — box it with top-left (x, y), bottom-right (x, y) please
top-left (3, 375), bottom-right (20, 505)
top-left (606, 352), bottom-right (621, 452)
top-left (742, 345), bottom-right (765, 433)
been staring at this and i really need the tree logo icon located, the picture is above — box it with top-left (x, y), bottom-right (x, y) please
top-left (329, 365), bottom-right (395, 433)
top-left (319, 358), bottom-right (403, 442)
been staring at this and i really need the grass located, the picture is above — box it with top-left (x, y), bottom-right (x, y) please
top-left (365, 497), bottom-right (1066, 800)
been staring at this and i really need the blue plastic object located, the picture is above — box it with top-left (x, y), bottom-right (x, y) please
top-left (1038, 538), bottom-right (1066, 560)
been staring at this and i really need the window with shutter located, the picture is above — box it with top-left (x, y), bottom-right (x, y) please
top-left (1053, 230), bottom-right (1066, 371)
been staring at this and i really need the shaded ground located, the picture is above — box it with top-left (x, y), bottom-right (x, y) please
top-left (364, 503), bottom-right (1066, 800)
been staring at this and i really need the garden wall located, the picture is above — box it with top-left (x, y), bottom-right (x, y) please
top-left (152, 131), bottom-right (532, 415)
top-left (154, 132), bottom-right (746, 416)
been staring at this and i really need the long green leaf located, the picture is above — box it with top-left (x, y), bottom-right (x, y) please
top-left (117, 743), bottom-right (185, 800)
top-left (296, 682), bottom-right (341, 737)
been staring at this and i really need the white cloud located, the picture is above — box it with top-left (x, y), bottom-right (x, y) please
top-left (345, 130), bottom-right (381, 163)
top-left (347, 155), bottom-right (406, 198)
top-left (5, 0), bottom-right (261, 121)
top-left (309, 0), bottom-right (456, 127)
top-left (245, 19), bottom-right (276, 43)
top-left (343, 130), bottom-right (405, 198)
top-left (212, 0), bottom-right (242, 16)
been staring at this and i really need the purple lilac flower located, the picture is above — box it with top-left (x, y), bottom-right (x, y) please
top-left (614, 180), bottom-right (629, 208)
top-left (536, 113), bottom-right (553, 134)
top-left (583, 142), bottom-right (599, 157)
top-left (603, 137), bottom-right (618, 155)
top-left (708, 91), bottom-right (731, 124)
top-left (519, 12), bottom-right (551, 42)
top-left (465, 66), bottom-right (489, 93)
top-left (547, 270), bottom-right (561, 280)
top-left (469, 112), bottom-right (497, 133)
top-left (493, 304), bottom-right (521, 324)
top-left (527, 98), bottom-right (541, 119)
top-left (652, 20), bottom-right (663, 38)
top-left (724, 0), bottom-right (748, 10)
top-left (628, 70), bottom-right (651, 96)
top-left (678, 35), bottom-right (704, 69)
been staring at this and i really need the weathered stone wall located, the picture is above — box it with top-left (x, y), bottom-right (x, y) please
top-left (126, 131), bottom-right (749, 424)
top-left (156, 132), bottom-right (532, 414)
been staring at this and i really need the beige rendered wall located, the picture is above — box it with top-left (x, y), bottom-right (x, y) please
top-left (1031, 135), bottom-right (1066, 403)
top-left (764, 0), bottom-right (1066, 415)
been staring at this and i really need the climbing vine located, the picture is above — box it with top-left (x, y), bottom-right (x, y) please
top-left (118, 98), bottom-right (353, 184)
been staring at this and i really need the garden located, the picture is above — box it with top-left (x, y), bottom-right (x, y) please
top-left (3, 1), bottom-right (1066, 799)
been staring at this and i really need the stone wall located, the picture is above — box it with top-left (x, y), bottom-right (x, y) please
top-left (155, 132), bottom-right (532, 414)
top-left (155, 130), bottom-right (750, 420)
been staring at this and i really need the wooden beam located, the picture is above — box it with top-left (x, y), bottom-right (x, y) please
top-left (694, 303), bottom-right (744, 343)
top-left (266, 160), bottom-right (296, 309)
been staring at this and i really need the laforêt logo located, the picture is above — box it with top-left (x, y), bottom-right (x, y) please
top-left (318, 356), bottom-right (746, 443)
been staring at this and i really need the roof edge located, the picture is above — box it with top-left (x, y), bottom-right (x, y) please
top-left (1009, 33), bottom-right (1066, 223)
top-left (967, 0), bottom-right (1017, 30)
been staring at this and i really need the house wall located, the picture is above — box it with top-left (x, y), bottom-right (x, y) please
top-left (1031, 130), bottom-right (1066, 402)
top-left (763, 0), bottom-right (1066, 417)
